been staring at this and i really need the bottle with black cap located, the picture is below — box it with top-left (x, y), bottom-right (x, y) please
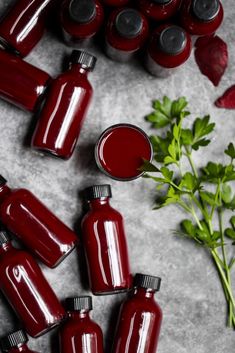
top-left (60, 296), bottom-right (104, 353)
top-left (0, 230), bottom-right (65, 338)
top-left (0, 330), bottom-right (38, 353)
top-left (112, 273), bottom-right (163, 353)
top-left (138, 0), bottom-right (181, 21)
top-left (105, 8), bottom-right (149, 62)
top-left (60, 0), bottom-right (104, 46)
top-left (146, 24), bottom-right (192, 78)
top-left (180, 0), bottom-right (223, 37)
top-left (31, 50), bottom-right (97, 159)
top-left (0, 174), bottom-right (77, 268)
top-left (81, 185), bottom-right (132, 295)
top-left (0, 0), bottom-right (55, 57)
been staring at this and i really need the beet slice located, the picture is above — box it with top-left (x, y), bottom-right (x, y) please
top-left (195, 35), bottom-right (228, 86)
top-left (215, 85), bottom-right (235, 109)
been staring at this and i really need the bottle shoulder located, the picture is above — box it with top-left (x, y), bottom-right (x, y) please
top-left (54, 70), bottom-right (93, 90)
top-left (61, 317), bottom-right (102, 335)
top-left (122, 294), bottom-right (162, 316)
top-left (82, 205), bottom-right (123, 224)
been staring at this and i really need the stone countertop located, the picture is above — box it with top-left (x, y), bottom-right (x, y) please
top-left (0, 1), bottom-right (234, 352)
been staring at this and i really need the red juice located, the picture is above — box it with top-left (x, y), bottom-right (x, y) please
top-left (180, 0), bottom-right (223, 37)
top-left (95, 124), bottom-right (152, 181)
top-left (0, 175), bottom-right (78, 268)
top-left (60, 0), bottom-right (104, 46)
top-left (138, 0), bottom-right (181, 21)
top-left (0, 0), bottom-right (55, 57)
top-left (0, 231), bottom-right (65, 337)
top-left (31, 50), bottom-right (96, 160)
top-left (0, 330), bottom-right (38, 353)
top-left (60, 296), bottom-right (104, 353)
top-left (146, 24), bottom-right (192, 77)
top-left (81, 185), bottom-right (132, 295)
top-left (112, 274), bottom-right (162, 353)
top-left (105, 8), bottom-right (149, 62)
top-left (0, 49), bottom-right (50, 112)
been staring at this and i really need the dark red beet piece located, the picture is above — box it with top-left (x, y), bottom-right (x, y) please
top-left (215, 85), bottom-right (235, 109)
top-left (195, 35), bottom-right (228, 86)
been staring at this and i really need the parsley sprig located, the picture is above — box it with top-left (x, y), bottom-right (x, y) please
top-left (141, 96), bottom-right (235, 328)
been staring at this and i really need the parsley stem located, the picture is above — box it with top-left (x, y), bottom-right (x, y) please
top-left (218, 209), bottom-right (234, 327)
top-left (184, 146), bottom-right (198, 178)
top-left (211, 249), bottom-right (235, 313)
top-left (210, 180), bottom-right (221, 219)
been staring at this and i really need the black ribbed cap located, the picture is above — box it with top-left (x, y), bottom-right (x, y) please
top-left (0, 175), bottom-right (7, 187)
top-left (152, 0), bottom-right (172, 4)
top-left (0, 330), bottom-right (28, 351)
top-left (115, 9), bottom-right (143, 39)
top-left (84, 185), bottom-right (112, 200)
top-left (0, 231), bottom-right (11, 247)
top-left (70, 50), bottom-right (97, 71)
top-left (159, 26), bottom-right (187, 55)
top-left (66, 296), bottom-right (92, 311)
top-left (134, 273), bottom-right (161, 291)
top-left (69, 0), bottom-right (96, 24)
top-left (192, 0), bottom-right (220, 21)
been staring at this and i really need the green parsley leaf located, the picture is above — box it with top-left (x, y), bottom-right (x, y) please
top-left (225, 143), bottom-right (235, 160)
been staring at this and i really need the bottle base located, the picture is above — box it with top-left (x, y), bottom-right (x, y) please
top-left (0, 36), bottom-right (20, 56)
top-left (50, 243), bottom-right (77, 269)
top-left (32, 146), bottom-right (71, 160)
top-left (105, 42), bottom-right (136, 63)
top-left (29, 314), bottom-right (66, 338)
top-left (145, 53), bottom-right (177, 78)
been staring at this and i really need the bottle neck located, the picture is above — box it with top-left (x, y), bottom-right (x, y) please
top-left (88, 197), bottom-right (111, 210)
top-left (0, 242), bottom-right (13, 256)
top-left (68, 310), bottom-right (91, 320)
top-left (0, 184), bottom-right (11, 202)
top-left (133, 287), bottom-right (156, 299)
top-left (69, 63), bottom-right (89, 76)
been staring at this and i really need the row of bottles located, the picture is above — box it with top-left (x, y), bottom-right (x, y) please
top-left (0, 179), bottom-right (162, 351)
top-left (0, 274), bottom-right (162, 353)
top-left (0, 0), bottom-right (223, 58)
top-left (0, 0), bottom-right (224, 163)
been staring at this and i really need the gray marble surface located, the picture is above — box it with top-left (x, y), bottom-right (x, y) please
top-left (0, 1), bottom-right (234, 352)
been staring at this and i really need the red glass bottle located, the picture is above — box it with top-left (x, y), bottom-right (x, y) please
top-left (146, 24), bottom-right (192, 78)
top-left (31, 50), bottom-right (96, 160)
top-left (60, 0), bottom-right (104, 46)
top-left (112, 274), bottom-right (163, 353)
top-left (0, 330), bottom-right (38, 353)
top-left (60, 296), bottom-right (104, 353)
top-left (180, 0), bottom-right (223, 37)
top-left (0, 0), bottom-right (55, 57)
top-left (101, 0), bottom-right (130, 6)
top-left (105, 8), bottom-right (149, 62)
top-left (0, 231), bottom-right (65, 338)
top-left (81, 185), bottom-right (132, 295)
top-left (138, 0), bottom-right (181, 21)
top-left (0, 49), bottom-right (50, 112)
top-left (95, 124), bottom-right (153, 181)
top-left (0, 175), bottom-right (78, 268)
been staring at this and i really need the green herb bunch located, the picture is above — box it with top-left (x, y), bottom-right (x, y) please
top-left (141, 96), bottom-right (235, 328)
